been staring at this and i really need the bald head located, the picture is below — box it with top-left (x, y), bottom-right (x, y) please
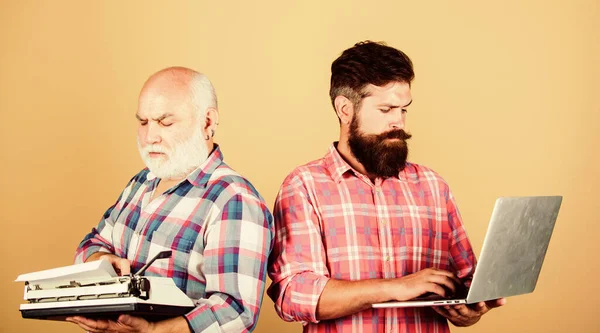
top-left (140, 66), bottom-right (217, 118)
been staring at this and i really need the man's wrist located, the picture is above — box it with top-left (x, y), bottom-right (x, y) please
top-left (85, 252), bottom-right (111, 262)
top-left (149, 316), bottom-right (191, 333)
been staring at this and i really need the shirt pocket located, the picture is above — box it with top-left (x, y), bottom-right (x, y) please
top-left (147, 230), bottom-right (196, 291)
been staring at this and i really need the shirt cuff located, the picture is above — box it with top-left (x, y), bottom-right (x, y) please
top-left (74, 245), bottom-right (112, 264)
top-left (282, 272), bottom-right (330, 324)
top-left (184, 303), bottom-right (221, 333)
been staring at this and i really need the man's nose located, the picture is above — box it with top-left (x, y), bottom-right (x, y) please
top-left (145, 122), bottom-right (162, 144)
top-left (390, 112), bottom-right (405, 130)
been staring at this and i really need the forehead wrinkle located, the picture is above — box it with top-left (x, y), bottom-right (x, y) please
top-left (138, 88), bottom-right (193, 121)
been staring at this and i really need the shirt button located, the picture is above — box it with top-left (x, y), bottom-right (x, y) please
top-left (385, 256), bottom-right (391, 262)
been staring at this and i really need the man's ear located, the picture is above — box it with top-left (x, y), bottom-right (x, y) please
top-left (204, 107), bottom-right (219, 138)
top-left (334, 96), bottom-right (354, 125)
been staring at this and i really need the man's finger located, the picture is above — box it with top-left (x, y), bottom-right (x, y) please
top-left (432, 305), bottom-right (451, 318)
top-left (425, 282), bottom-right (450, 297)
top-left (429, 268), bottom-right (462, 286)
top-left (118, 314), bottom-right (133, 325)
top-left (486, 298), bottom-right (506, 309)
top-left (76, 317), bottom-right (112, 331)
top-left (116, 259), bottom-right (131, 275)
top-left (71, 321), bottom-right (99, 333)
top-left (443, 305), bottom-right (461, 318)
top-left (425, 275), bottom-right (457, 294)
top-left (117, 314), bottom-right (144, 327)
top-left (452, 304), bottom-right (473, 317)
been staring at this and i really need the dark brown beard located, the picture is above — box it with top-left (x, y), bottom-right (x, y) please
top-left (348, 116), bottom-right (412, 178)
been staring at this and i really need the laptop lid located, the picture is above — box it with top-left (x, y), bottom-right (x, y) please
top-left (466, 196), bottom-right (562, 303)
top-left (372, 195), bottom-right (562, 308)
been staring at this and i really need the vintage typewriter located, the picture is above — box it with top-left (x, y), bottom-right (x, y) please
top-left (16, 251), bottom-right (195, 321)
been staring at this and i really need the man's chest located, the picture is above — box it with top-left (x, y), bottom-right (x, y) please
top-left (310, 179), bottom-right (453, 278)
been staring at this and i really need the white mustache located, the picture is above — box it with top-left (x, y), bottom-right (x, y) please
top-left (143, 145), bottom-right (169, 155)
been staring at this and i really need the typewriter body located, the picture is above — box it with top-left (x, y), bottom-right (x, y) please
top-left (16, 251), bottom-right (195, 321)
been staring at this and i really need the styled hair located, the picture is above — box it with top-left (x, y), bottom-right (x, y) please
top-left (329, 41), bottom-right (414, 113)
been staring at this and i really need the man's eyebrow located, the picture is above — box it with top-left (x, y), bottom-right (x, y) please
top-left (376, 100), bottom-right (413, 108)
top-left (154, 113), bottom-right (174, 121)
top-left (135, 113), bottom-right (174, 121)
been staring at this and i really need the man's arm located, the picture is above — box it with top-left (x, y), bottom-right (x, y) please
top-left (70, 188), bottom-right (273, 333)
top-left (183, 189), bottom-right (274, 332)
top-left (430, 187), bottom-right (505, 326)
top-left (316, 268), bottom-right (461, 320)
top-left (74, 205), bottom-right (119, 264)
top-left (74, 174), bottom-right (141, 265)
top-left (267, 174), bottom-right (330, 323)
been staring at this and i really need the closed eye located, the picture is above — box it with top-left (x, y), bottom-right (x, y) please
top-left (136, 114), bottom-right (148, 126)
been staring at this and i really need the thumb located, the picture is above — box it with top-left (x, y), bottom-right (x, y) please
top-left (474, 302), bottom-right (486, 311)
top-left (484, 298), bottom-right (506, 309)
top-left (114, 258), bottom-right (131, 275)
top-left (117, 314), bottom-right (134, 325)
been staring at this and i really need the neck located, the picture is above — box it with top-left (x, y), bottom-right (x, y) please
top-left (158, 178), bottom-right (184, 190)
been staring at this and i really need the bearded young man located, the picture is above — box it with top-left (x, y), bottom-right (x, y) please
top-left (67, 67), bottom-right (274, 333)
top-left (267, 41), bottom-right (504, 333)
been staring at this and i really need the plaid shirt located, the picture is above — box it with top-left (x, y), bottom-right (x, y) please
top-left (75, 146), bottom-right (274, 333)
top-left (267, 144), bottom-right (476, 333)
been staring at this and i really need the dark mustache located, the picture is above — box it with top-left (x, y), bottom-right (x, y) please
top-left (379, 129), bottom-right (412, 141)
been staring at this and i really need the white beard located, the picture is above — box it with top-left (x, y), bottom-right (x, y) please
top-left (137, 128), bottom-right (209, 180)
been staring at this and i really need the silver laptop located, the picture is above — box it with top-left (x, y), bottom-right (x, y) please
top-left (372, 196), bottom-right (562, 308)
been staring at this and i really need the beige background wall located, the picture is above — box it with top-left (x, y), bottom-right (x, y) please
top-left (1, 1), bottom-right (598, 332)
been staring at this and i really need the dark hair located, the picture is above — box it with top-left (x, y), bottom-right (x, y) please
top-left (329, 41), bottom-right (414, 113)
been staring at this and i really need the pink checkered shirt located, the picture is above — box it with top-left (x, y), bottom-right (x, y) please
top-left (267, 144), bottom-right (476, 333)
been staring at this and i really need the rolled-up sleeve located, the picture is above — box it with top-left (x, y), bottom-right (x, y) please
top-left (267, 174), bottom-right (330, 324)
top-left (75, 195), bottom-right (123, 264)
top-left (73, 185), bottom-right (134, 264)
top-left (73, 207), bottom-right (117, 264)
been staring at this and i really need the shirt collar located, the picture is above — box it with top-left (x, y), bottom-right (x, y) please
top-left (324, 142), bottom-right (358, 183)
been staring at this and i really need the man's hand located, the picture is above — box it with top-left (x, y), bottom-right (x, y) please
top-left (432, 298), bottom-right (506, 327)
top-left (86, 253), bottom-right (131, 276)
top-left (316, 268), bottom-right (463, 320)
top-left (66, 315), bottom-right (153, 333)
top-left (384, 268), bottom-right (463, 301)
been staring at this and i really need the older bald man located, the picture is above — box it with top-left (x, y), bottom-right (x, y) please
top-left (67, 67), bottom-right (274, 333)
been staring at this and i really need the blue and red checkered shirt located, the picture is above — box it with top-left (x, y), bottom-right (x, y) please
top-left (75, 145), bottom-right (274, 332)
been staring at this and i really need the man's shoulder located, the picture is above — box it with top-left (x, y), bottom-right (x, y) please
top-left (131, 168), bottom-right (151, 182)
top-left (281, 156), bottom-right (331, 188)
top-left (404, 162), bottom-right (450, 187)
top-left (207, 164), bottom-right (266, 202)
top-left (119, 168), bottom-right (151, 189)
